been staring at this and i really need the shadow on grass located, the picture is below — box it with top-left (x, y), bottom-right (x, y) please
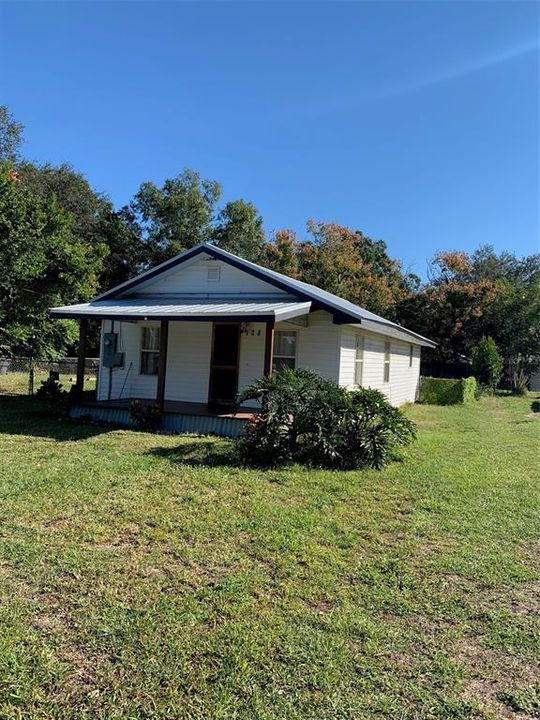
top-left (148, 440), bottom-right (241, 468)
top-left (530, 400), bottom-right (540, 413)
top-left (0, 395), bottom-right (111, 441)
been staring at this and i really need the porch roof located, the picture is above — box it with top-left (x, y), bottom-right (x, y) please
top-left (50, 296), bottom-right (312, 323)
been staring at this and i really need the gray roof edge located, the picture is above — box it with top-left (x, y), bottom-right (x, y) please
top-left (347, 319), bottom-right (437, 348)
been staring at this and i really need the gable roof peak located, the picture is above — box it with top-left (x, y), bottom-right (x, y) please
top-left (94, 241), bottom-right (436, 347)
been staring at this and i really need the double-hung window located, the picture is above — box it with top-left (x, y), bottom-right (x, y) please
top-left (354, 334), bottom-right (365, 386)
top-left (383, 341), bottom-right (391, 383)
top-left (273, 331), bottom-right (297, 371)
top-left (140, 326), bottom-right (160, 375)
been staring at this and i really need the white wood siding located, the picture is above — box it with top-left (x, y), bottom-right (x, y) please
top-left (237, 323), bottom-right (266, 393)
top-left (277, 310), bottom-right (341, 382)
top-left (96, 315), bottom-right (419, 406)
top-left (131, 255), bottom-right (289, 297)
top-left (97, 312), bottom-right (341, 402)
top-left (97, 320), bottom-right (160, 401)
top-left (339, 326), bottom-right (421, 405)
top-left (165, 322), bottom-right (212, 402)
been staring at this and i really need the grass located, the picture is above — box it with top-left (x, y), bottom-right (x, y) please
top-left (0, 372), bottom-right (96, 396)
top-left (0, 394), bottom-right (538, 719)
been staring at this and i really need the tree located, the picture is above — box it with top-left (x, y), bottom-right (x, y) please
top-left (130, 169), bottom-right (221, 265)
top-left (213, 199), bottom-right (265, 261)
top-left (17, 161), bottom-right (110, 245)
top-left (15, 161), bottom-right (130, 294)
top-left (490, 279), bottom-right (540, 393)
top-left (0, 165), bottom-right (105, 357)
top-left (95, 205), bottom-right (145, 291)
top-left (0, 106), bottom-right (24, 163)
top-left (397, 250), bottom-right (504, 361)
top-left (471, 336), bottom-right (503, 391)
top-left (296, 222), bottom-right (417, 317)
top-left (263, 229), bottom-right (300, 277)
top-left (396, 248), bottom-right (540, 390)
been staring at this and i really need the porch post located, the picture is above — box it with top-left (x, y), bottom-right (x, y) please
top-left (75, 318), bottom-right (88, 401)
top-left (264, 320), bottom-right (275, 376)
top-left (156, 319), bottom-right (169, 409)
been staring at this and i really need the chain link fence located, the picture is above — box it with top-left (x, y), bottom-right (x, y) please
top-left (0, 357), bottom-right (99, 396)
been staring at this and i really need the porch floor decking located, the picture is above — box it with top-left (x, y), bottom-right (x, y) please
top-left (83, 398), bottom-right (259, 420)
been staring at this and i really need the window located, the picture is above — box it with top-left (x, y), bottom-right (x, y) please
top-left (140, 326), bottom-right (160, 375)
top-left (409, 344), bottom-right (414, 367)
top-left (273, 331), bottom-right (297, 371)
top-left (383, 341), bottom-right (391, 383)
top-left (354, 334), bottom-right (365, 386)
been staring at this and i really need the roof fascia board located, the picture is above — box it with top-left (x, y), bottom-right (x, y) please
top-left (346, 321), bottom-right (437, 348)
top-left (50, 311), bottom-right (278, 323)
top-left (273, 303), bottom-right (311, 322)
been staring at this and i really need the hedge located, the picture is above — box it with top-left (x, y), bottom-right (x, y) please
top-left (419, 376), bottom-right (477, 405)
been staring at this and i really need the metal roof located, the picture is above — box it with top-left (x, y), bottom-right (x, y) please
top-left (53, 242), bottom-right (436, 347)
top-left (50, 297), bottom-right (312, 322)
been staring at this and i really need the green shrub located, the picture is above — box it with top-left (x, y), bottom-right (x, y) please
top-left (237, 368), bottom-right (416, 470)
top-left (130, 400), bottom-right (162, 430)
top-left (35, 377), bottom-right (68, 415)
top-left (471, 336), bottom-right (503, 391)
top-left (419, 376), bottom-right (477, 405)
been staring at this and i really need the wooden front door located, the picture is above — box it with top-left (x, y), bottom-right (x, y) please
top-left (208, 323), bottom-right (240, 406)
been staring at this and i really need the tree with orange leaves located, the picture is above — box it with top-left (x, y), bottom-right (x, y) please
top-left (264, 221), bottom-right (418, 317)
top-left (396, 247), bottom-right (540, 391)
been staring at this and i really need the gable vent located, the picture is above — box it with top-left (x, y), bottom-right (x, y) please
top-left (207, 266), bottom-right (221, 282)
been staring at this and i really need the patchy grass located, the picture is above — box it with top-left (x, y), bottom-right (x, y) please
top-left (0, 394), bottom-right (538, 719)
top-left (0, 372), bottom-right (96, 396)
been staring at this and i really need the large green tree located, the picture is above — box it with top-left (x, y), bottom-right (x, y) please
top-left (0, 166), bottom-right (105, 357)
top-left (17, 161), bottom-right (109, 243)
top-left (130, 169), bottom-right (221, 265)
top-left (213, 199), bottom-right (265, 261)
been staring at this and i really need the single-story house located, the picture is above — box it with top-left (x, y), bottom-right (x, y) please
top-left (51, 242), bottom-right (436, 436)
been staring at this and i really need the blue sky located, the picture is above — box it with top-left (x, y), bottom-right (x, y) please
top-left (1, 1), bottom-right (538, 277)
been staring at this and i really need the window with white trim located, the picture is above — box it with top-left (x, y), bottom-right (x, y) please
top-left (273, 331), bottom-right (297, 371)
top-left (409, 344), bottom-right (414, 367)
top-left (383, 341), bottom-right (391, 383)
top-left (354, 334), bottom-right (365, 386)
top-left (140, 326), bottom-right (160, 375)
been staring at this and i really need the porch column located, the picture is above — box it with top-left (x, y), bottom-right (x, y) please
top-left (156, 319), bottom-right (169, 409)
top-left (263, 320), bottom-right (275, 376)
top-left (75, 318), bottom-right (88, 401)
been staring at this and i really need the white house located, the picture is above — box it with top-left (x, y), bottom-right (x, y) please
top-left (51, 243), bottom-right (435, 436)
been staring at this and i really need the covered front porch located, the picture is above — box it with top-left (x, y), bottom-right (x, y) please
top-left (56, 297), bottom-right (311, 437)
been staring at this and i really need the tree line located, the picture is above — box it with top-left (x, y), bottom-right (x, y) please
top-left (1, 105), bottom-right (538, 390)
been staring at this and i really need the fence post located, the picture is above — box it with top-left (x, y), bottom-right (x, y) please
top-left (28, 359), bottom-right (34, 395)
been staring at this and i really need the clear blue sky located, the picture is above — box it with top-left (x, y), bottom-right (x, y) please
top-left (1, 1), bottom-right (538, 277)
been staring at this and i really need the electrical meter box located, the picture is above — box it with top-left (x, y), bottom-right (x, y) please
top-left (102, 332), bottom-right (124, 368)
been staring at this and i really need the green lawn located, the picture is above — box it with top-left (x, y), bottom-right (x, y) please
top-left (0, 372), bottom-right (96, 396)
top-left (0, 395), bottom-right (538, 720)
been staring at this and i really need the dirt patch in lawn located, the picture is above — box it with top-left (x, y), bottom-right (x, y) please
top-left (456, 636), bottom-right (540, 719)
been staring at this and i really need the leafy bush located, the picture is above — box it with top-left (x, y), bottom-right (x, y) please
top-left (471, 336), bottom-right (503, 391)
top-left (35, 377), bottom-right (68, 415)
top-left (419, 376), bottom-right (477, 405)
top-left (236, 368), bottom-right (416, 470)
top-left (130, 400), bottom-right (162, 430)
